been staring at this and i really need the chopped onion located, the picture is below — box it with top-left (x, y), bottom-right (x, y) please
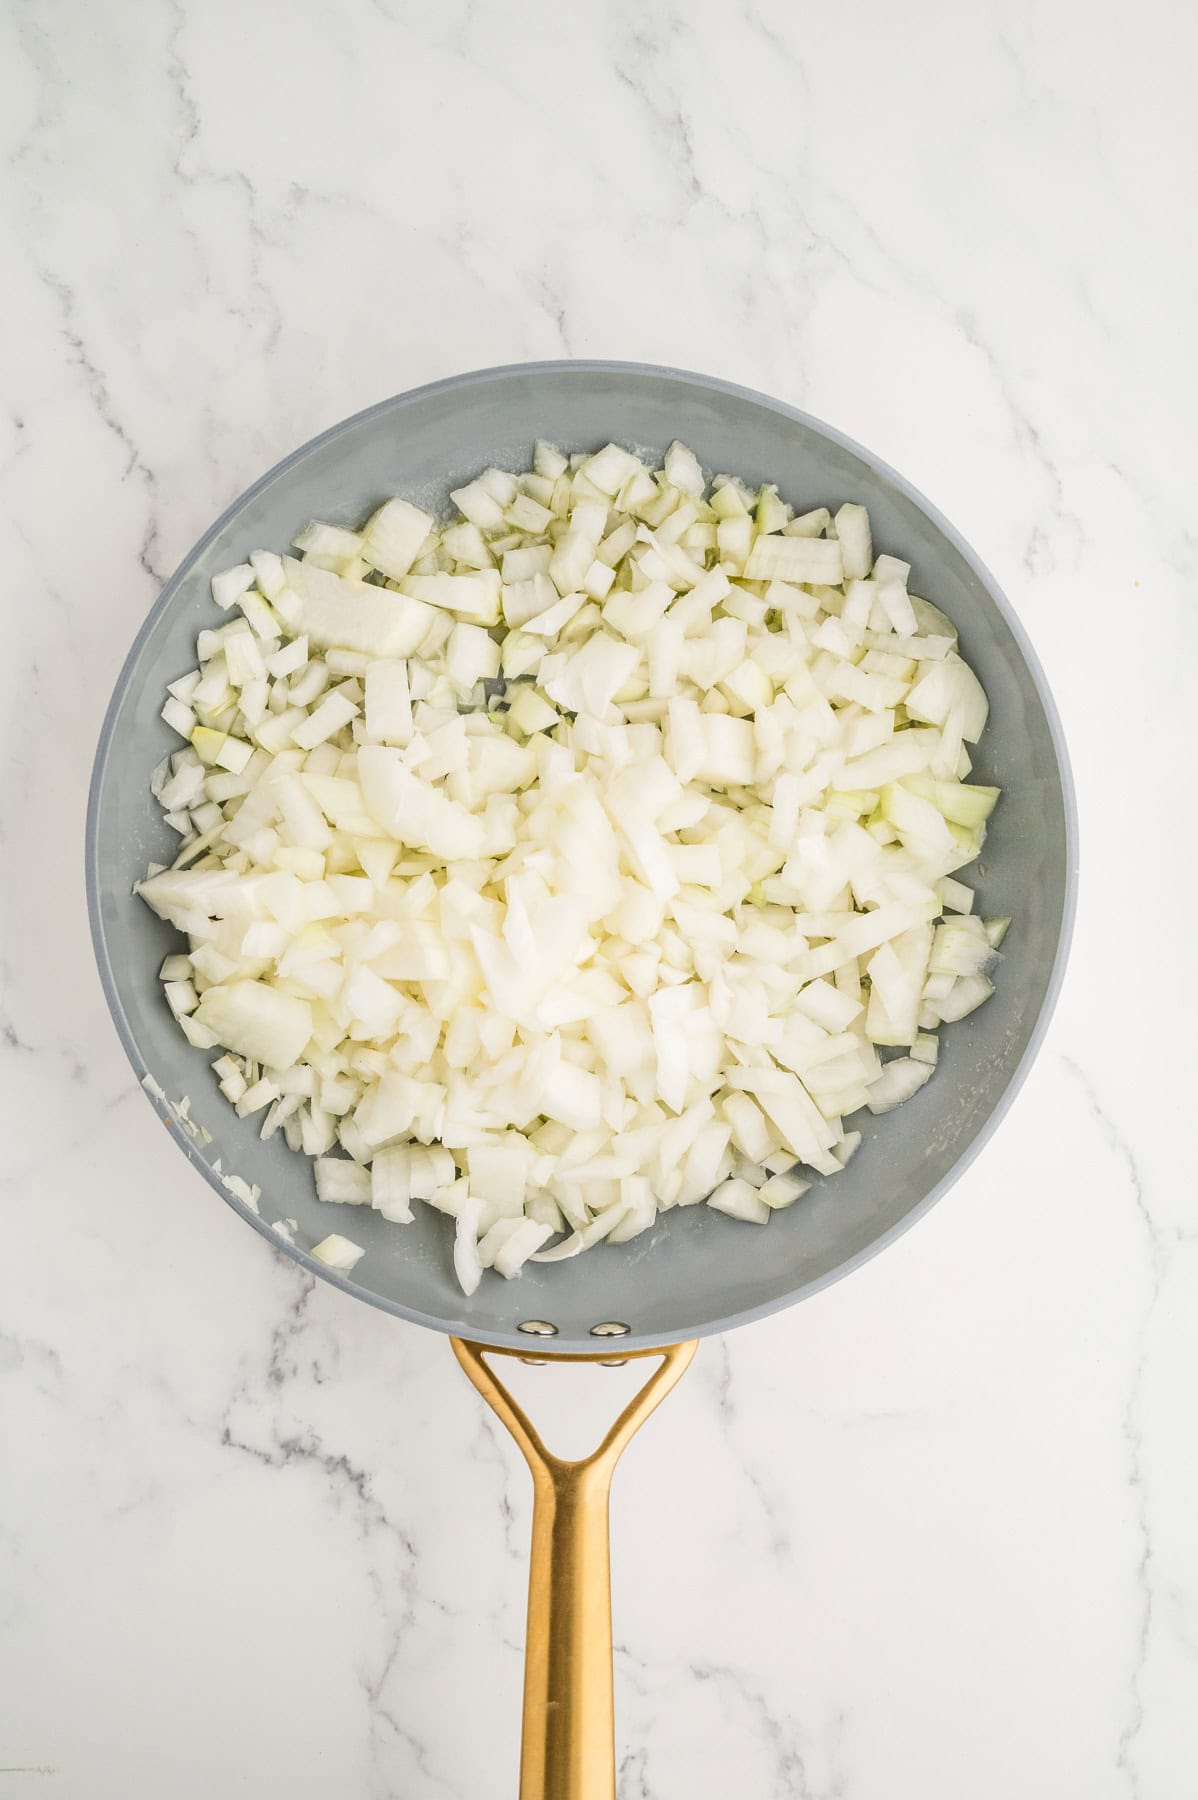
top-left (311, 1233), bottom-right (365, 1273)
top-left (140, 439), bottom-right (1006, 1293)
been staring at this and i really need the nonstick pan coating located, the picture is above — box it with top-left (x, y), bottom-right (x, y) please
top-left (87, 362), bottom-right (1076, 1353)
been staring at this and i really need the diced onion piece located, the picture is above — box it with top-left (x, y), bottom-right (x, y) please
top-left (249, 550), bottom-right (285, 598)
top-left (311, 1233), bottom-right (365, 1273)
top-left (192, 981), bottom-right (313, 1068)
top-left (534, 441), bottom-right (567, 480)
top-left (314, 1159), bottom-right (372, 1204)
top-left (866, 1057), bottom-right (934, 1114)
top-left (489, 1217), bottom-right (554, 1276)
top-left (446, 622), bottom-right (501, 690)
top-left (451, 482), bottom-right (505, 530)
top-left (581, 443), bottom-right (645, 496)
top-left (291, 691), bottom-right (359, 750)
top-left (663, 440), bottom-right (705, 496)
top-left (364, 659), bottom-right (413, 746)
top-left (834, 505), bottom-right (872, 581)
top-left (361, 499), bottom-right (434, 581)
top-left (708, 1178), bottom-right (769, 1223)
top-left (212, 565), bottom-right (255, 610)
top-left (936, 973), bottom-right (995, 1021)
top-left (371, 1145), bottom-right (414, 1222)
top-left (759, 1169), bottom-right (809, 1209)
top-left (453, 1196), bottom-right (485, 1296)
top-left (163, 977), bottom-right (199, 1018)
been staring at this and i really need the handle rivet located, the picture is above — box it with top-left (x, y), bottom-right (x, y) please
top-left (589, 1321), bottom-right (630, 1338)
top-left (518, 1319), bottom-right (558, 1337)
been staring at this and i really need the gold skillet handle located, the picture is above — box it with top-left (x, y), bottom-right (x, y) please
top-left (451, 1338), bottom-right (696, 1800)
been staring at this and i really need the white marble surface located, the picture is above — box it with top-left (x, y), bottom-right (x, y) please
top-left (3, 1), bottom-right (1196, 1794)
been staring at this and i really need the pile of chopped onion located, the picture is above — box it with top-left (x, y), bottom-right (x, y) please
top-left (139, 440), bottom-right (1007, 1294)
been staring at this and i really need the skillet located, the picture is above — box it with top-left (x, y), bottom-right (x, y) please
top-left (87, 361), bottom-right (1076, 1797)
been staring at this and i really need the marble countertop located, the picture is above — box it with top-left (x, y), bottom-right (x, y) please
top-left (4, 2), bottom-right (1195, 1794)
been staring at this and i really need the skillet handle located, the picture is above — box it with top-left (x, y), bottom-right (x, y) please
top-left (451, 1338), bottom-right (696, 1800)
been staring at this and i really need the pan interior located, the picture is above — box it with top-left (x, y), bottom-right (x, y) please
top-left (87, 363), bottom-right (1074, 1352)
